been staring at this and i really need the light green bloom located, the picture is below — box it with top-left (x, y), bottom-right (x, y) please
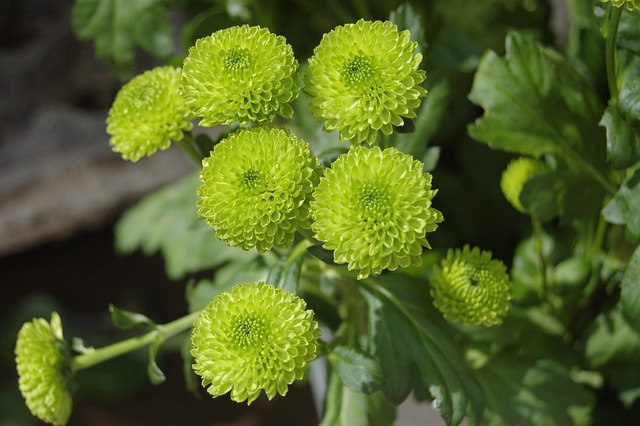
top-left (107, 66), bottom-right (193, 162)
top-left (304, 19), bottom-right (426, 145)
top-left (191, 282), bottom-right (321, 404)
top-left (431, 246), bottom-right (511, 327)
top-left (311, 146), bottom-right (443, 279)
top-left (180, 25), bottom-right (299, 126)
top-left (197, 126), bottom-right (319, 252)
top-left (15, 313), bottom-right (74, 426)
top-left (500, 157), bottom-right (549, 213)
top-left (602, 0), bottom-right (640, 11)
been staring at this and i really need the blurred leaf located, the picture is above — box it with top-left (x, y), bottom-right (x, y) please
top-left (583, 307), bottom-right (640, 367)
top-left (620, 245), bottom-right (640, 324)
top-left (519, 172), bottom-right (561, 221)
top-left (320, 370), bottom-right (396, 426)
top-left (602, 165), bottom-right (640, 237)
top-left (473, 355), bottom-right (593, 426)
top-left (147, 335), bottom-right (166, 385)
top-left (115, 172), bottom-right (255, 279)
top-left (617, 5), bottom-right (640, 54)
top-left (600, 103), bottom-right (640, 170)
top-left (328, 346), bottom-right (383, 394)
top-left (109, 304), bottom-right (156, 330)
top-left (391, 79), bottom-right (451, 160)
top-left (361, 276), bottom-right (484, 426)
top-left (619, 76), bottom-right (640, 124)
top-left (390, 3), bottom-right (425, 57)
top-left (307, 245), bottom-right (338, 266)
top-left (71, 0), bottom-right (174, 80)
top-left (266, 242), bottom-right (308, 294)
top-left (468, 31), bottom-right (606, 172)
top-left (185, 279), bottom-right (236, 313)
top-left (181, 333), bottom-right (199, 397)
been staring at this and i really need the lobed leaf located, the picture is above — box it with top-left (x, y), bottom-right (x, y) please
top-left (360, 276), bottom-right (484, 426)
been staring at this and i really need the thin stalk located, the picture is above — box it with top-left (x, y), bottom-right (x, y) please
top-left (532, 217), bottom-right (549, 300)
top-left (605, 5), bottom-right (623, 101)
top-left (176, 132), bottom-right (204, 164)
top-left (71, 311), bottom-right (201, 372)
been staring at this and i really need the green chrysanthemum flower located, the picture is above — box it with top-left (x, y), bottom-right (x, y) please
top-left (191, 281), bottom-right (321, 404)
top-left (311, 146), bottom-right (443, 279)
top-left (304, 19), bottom-right (427, 145)
top-left (107, 66), bottom-right (193, 162)
top-left (197, 126), bottom-right (319, 252)
top-left (500, 157), bottom-right (549, 213)
top-left (602, 0), bottom-right (640, 11)
top-left (180, 25), bottom-right (299, 126)
top-left (15, 313), bottom-right (74, 426)
top-left (431, 246), bottom-right (511, 327)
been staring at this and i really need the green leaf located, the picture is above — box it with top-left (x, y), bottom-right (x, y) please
top-left (320, 370), bottom-right (396, 426)
top-left (620, 245), bottom-right (640, 324)
top-left (328, 346), bottom-right (383, 394)
top-left (266, 241), bottom-right (308, 293)
top-left (468, 31), bottom-right (609, 192)
top-left (109, 304), bottom-right (156, 330)
top-left (390, 3), bottom-right (425, 57)
top-left (115, 173), bottom-right (256, 280)
top-left (583, 306), bottom-right (640, 367)
top-left (360, 276), bottom-right (484, 426)
top-left (600, 103), bottom-right (640, 170)
top-left (519, 172), bottom-right (561, 221)
top-left (180, 333), bottom-right (199, 397)
top-left (147, 335), bottom-right (166, 385)
top-left (307, 245), bottom-right (338, 266)
top-left (619, 76), bottom-right (640, 125)
top-left (602, 165), bottom-right (640, 237)
top-left (473, 355), bottom-right (593, 426)
top-left (71, 0), bottom-right (174, 80)
top-left (185, 279), bottom-right (236, 313)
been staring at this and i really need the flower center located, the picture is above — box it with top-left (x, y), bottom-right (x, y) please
top-left (224, 48), bottom-right (251, 72)
top-left (356, 184), bottom-right (391, 220)
top-left (231, 314), bottom-right (267, 349)
top-left (240, 168), bottom-right (262, 190)
top-left (342, 54), bottom-right (375, 88)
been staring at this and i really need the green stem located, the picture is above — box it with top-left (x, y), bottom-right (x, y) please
top-left (71, 311), bottom-right (201, 372)
top-left (176, 132), bottom-right (204, 165)
top-left (532, 217), bottom-right (549, 300)
top-left (605, 5), bottom-right (623, 101)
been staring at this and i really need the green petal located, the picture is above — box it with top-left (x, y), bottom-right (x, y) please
top-left (191, 282), bottom-right (321, 404)
top-left (311, 146), bottom-right (443, 279)
top-left (180, 25), bottom-right (300, 126)
top-left (107, 66), bottom-right (193, 162)
top-left (304, 19), bottom-right (427, 145)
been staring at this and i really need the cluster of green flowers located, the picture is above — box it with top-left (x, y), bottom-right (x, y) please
top-left (14, 17), bottom-right (513, 424)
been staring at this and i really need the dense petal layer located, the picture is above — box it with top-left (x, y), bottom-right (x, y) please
top-left (107, 66), bottom-right (193, 162)
top-left (191, 282), bottom-right (321, 404)
top-left (311, 146), bottom-right (442, 279)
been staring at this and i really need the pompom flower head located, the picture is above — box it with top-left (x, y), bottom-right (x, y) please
top-left (107, 66), bottom-right (193, 162)
top-left (197, 126), bottom-right (319, 252)
top-left (601, 0), bottom-right (640, 11)
top-left (500, 157), bottom-right (549, 213)
top-left (431, 246), bottom-right (511, 327)
top-left (311, 146), bottom-right (443, 279)
top-left (180, 25), bottom-right (299, 126)
top-left (15, 312), bottom-right (74, 426)
top-left (191, 282), bottom-right (321, 404)
top-left (304, 19), bottom-right (427, 145)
